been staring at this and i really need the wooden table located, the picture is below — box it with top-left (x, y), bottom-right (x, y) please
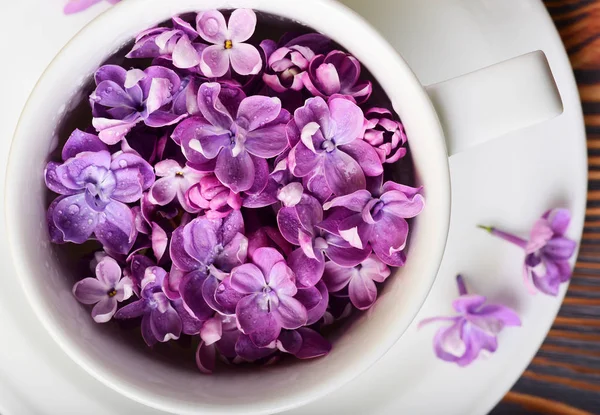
top-left (490, 1), bottom-right (600, 414)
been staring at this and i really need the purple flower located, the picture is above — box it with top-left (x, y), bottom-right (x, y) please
top-left (91, 65), bottom-right (186, 144)
top-left (277, 193), bottom-right (371, 288)
top-left (186, 174), bottom-right (243, 219)
top-left (288, 97), bottom-right (382, 197)
top-left (322, 254), bottom-right (390, 310)
top-left (149, 159), bottom-right (205, 213)
top-left (419, 275), bottom-right (521, 367)
top-left (127, 17), bottom-right (202, 69)
top-left (480, 209), bottom-right (577, 296)
top-left (196, 314), bottom-right (241, 373)
top-left (230, 247), bottom-right (308, 347)
top-left (196, 9), bottom-right (262, 77)
top-left (115, 266), bottom-right (183, 346)
top-left (263, 45), bottom-right (315, 93)
top-left (300, 51), bottom-right (372, 104)
top-left (180, 82), bottom-right (289, 193)
top-left (322, 180), bottom-right (424, 267)
top-left (64, 0), bottom-right (119, 14)
top-left (73, 256), bottom-right (133, 323)
top-left (45, 131), bottom-right (155, 254)
top-left (277, 327), bottom-right (331, 359)
top-left (363, 108), bottom-right (408, 164)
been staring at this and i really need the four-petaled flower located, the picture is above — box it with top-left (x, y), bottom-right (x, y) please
top-left (479, 208), bottom-right (577, 296)
top-left (149, 159), bottom-right (205, 213)
top-left (197, 9), bottom-right (262, 77)
top-left (73, 256), bottom-right (133, 322)
top-left (231, 247), bottom-right (308, 347)
top-left (419, 275), bottom-right (521, 367)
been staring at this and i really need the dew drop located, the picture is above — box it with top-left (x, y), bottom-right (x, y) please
top-left (217, 285), bottom-right (225, 293)
top-left (107, 232), bottom-right (113, 237)
top-left (87, 219), bottom-right (93, 225)
top-left (119, 159), bottom-right (128, 168)
top-left (68, 204), bottom-right (80, 214)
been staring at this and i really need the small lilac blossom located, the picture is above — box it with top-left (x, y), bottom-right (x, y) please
top-left (115, 266), bottom-right (183, 346)
top-left (64, 0), bottom-right (119, 14)
top-left (196, 9), bottom-right (262, 77)
top-left (45, 133), bottom-right (154, 254)
top-left (419, 275), bottom-right (521, 367)
top-left (288, 97), bottom-right (382, 197)
top-left (181, 82), bottom-right (289, 193)
top-left (479, 208), bottom-right (577, 296)
top-left (322, 180), bottom-right (424, 267)
top-left (91, 65), bottom-right (186, 144)
top-left (73, 256), bottom-right (133, 323)
top-left (323, 254), bottom-right (390, 310)
top-left (243, 157), bottom-right (297, 208)
top-left (231, 247), bottom-right (308, 347)
top-left (149, 159), bottom-right (205, 212)
top-left (196, 314), bottom-right (241, 373)
top-left (263, 45), bottom-right (315, 93)
top-left (186, 174), bottom-right (243, 219)
top-left (277, 193), bottom-right (371, 288)
top-left (127, 17), bottom-right (202, 69)
top-left (300, 51), bottom-right (372, 104)
top-left (363, 108), bottom-right (408, 164)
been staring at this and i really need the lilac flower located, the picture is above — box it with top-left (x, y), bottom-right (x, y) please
top-left (479, 209), bottom-right (577, 296)
top-left (64, 0), bottom-right (119, 14)
top-left (91, 65), bottom-right (186, 144)
top-left (277, 193), bottom-right (371, 288)
top-left (196, 314), bottom-right (241, 373)
top-left (180, 82), bottom-right (289, 193)
top-left (300, 51), bottom-right (372, 104)
top-left (288, 97), bottom-right (382, 197)
top-left (127, 17), bottom-right (202, 69)
top-left (73, 256), bottom-right (133, 323)
top-left (196, 9), bottom-right (262, 77)
top-left (186, 174), bottom-right (243, 219)
top-left (115, 266), bottom-right (184, 346)
top-left (323, 254), bottom-right (390, 310)
top-left (230, 247), bottom-right (308, 347)
top-left (363, 108), bottom-right (408, 164)
top-left (45, 131), bottom-right (154, 254)
top-left (149, 159), bottom-right (205, 212)
top-left (263, 45), bottom-right (315, 93)
top-left (419, 275), bottom-right (521, 367)
top-left (322, 180), bottom-right (424, 266)
top-left (242, 157), bottom-right (297, 208)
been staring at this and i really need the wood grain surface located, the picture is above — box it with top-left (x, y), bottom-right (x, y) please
top-left (491, 1), bottom-right (600, 414)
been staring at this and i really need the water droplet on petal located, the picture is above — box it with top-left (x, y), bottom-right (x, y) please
top-left (217, 285), bottom-right (225, 293)
top-left (119, 160), bottom-right (128, 168)
top-left (68, 204), bottom-right (80, 214)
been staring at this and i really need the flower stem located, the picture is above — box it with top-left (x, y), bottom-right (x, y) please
top-left (477, 225), bottom-right (527, 249)
top-left (456, 274), bottom-right (468, 296)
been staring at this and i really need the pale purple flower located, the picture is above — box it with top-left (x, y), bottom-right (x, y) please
top-left (127, 17), bottom-right (203, 69)
top-left (196, 9), bottom-right (262, 77)
top-left (479, 209), bottom-right (577, 296)
top-left (149, 159), bottom-right (205, 212)
top-left (64, 0), bottom-right (119, 14)
top-left (363, 108), bottom-right (408, 164)
top-left (230, 247), bottom-right (308, 347)
top-left (115, 266), bottom-right (183, 346)
top-left (263, 45), bottom-right (315, 93)
top-left (186, 174), bottom-right (243, 219)
top-left (45, 131), bottom-right (154, 254)
top-left (277, 193), bottom-right (371, 288)
top-left (419, 275), bottom-right (521, 367)
top-left (322, 180), bottom-right (424, 267)
top-left (91, 65), bottom-right (186, 144)
top-left (323, 254), bottom-right (390, 310)
top-left (73, 256), bottom-right (133, 323)
top-left (288, 97), bottom-right (382, 197)
top-left (180, 82), bottom-right (289, 193)
top-left (300, 51), bottom-right (372, 104)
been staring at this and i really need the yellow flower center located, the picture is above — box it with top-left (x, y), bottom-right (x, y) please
top-left (175, 171), bottom-right (184, 177)
top-left (224, 39), bottom-right (233, 49)
top-left (107, 289), bottom-right (117, 298)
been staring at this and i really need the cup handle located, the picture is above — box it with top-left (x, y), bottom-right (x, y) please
top-left (425, 50), bottom-right (563, 156)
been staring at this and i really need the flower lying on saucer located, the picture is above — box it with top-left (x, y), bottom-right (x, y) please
top-left (419, 275), bottom-right (521, 367)
top-left (479, 208), bottom-right (577, 296)
top-left (51, 8), bottom-right (424, 373)
top-left (64, 0), bottom-right (120, 15)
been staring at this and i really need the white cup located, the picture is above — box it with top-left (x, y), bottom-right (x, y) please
top-left (5, 0), bottom-right (563, 414)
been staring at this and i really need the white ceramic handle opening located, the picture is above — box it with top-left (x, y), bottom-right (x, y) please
top-left (425, 51), bottom-right (563, 156)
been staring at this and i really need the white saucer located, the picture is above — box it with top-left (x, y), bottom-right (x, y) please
top-left (0, 0), bottom-right (586, 414)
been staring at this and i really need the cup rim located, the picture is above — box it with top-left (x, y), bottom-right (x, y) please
top-left (5, 0), bottom-right (451, 413)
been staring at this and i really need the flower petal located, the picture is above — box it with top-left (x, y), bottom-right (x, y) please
top-left (110, 151), bottom-right (155, 190)
top-left (151, 223), bottom-right (169, 262)
top-left (200, 317), bottom-right (223, 346)
top-left (45, 162), bottom-right (78, 196)
top-left (95, 256), bottom-right (121, 287)
top-left (228, 9), bottom-right (257, 43)
top-left (173, 35), bottom-right (201, 69)
top-left (322, 261), bottom-right (353, 292)
top-left (340, 139), bottom-right (384, 177)
top-left (275, 295), bottom-right (308, 330)
top-left (277, 330), bottom-right (302, 355)
top-left (215, 147), bottom-right (255, 193)
top-left (547, 208), bottom-right (571, 235)
top-left (196, 10), bottom-right (228, 44)
top-left (323, 190), bottom-right (371, 212)
top-left (381, 191), bottom-right (425, 219)
top-left (53, 194), bottom-right (98, 244)
top-left (288, 248), bottom-right (326, 289)
top-left (329, 98), bottom-right (364, 145)
top-left (62, 129), bottom-right (108, 161)
top-left (73, 278), bottom-right (107, 304)
top-left (230, 263), bottom-right (265, 294)
top-left (324, 150), bottom-right (366, 196)
top-left (180, 271), bottom-right (214, 321)
top-left (252, 247), bottom-right (286, 278)
top-left (268, 261), bottom-right (297, 296)
top-left (229, 43), bottom-right (262, 76)
top-left (544, 237), bottom-right (577, 260)
top-left (95, 202), bottom-right (136, 255)
top-left (150, 305), bottom-right (182, 342)
top-left (296, 328), bottom-right (331, 359)
top-left (196, 342), bottom-right (216, 374)
top-left (348, 271), bottom-right (378, 310)
top-left (150, 177), bottom-right (177, 205)
top-left (297, 281), bottom-right (329, 325)
top-left (200, 45), bottom-right (231, 78)
top-left (371, 215), bottom-right (409, 267)
top-left (236, 294), bottom-right (276, 337)
top-left (91, 297), bottom-right (118, 323)
top-left (114, 299), bottom-right (148, 319)
top-left (235, 333), bottom-right (276, 362)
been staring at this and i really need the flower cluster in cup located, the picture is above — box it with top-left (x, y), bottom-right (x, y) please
top-left (44, 9), bottom-right (422, 373)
